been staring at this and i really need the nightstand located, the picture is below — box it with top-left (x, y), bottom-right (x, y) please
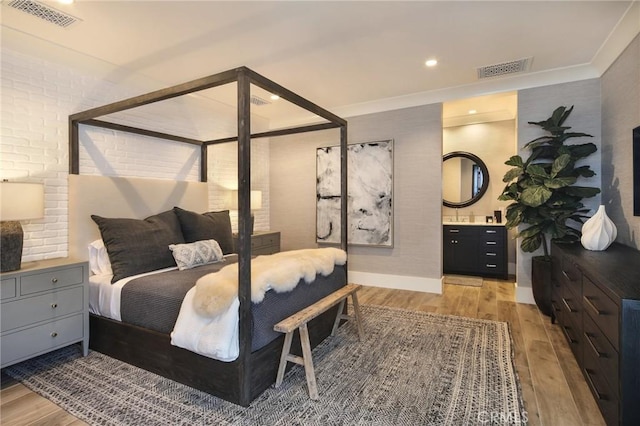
top-left (233, 231), bottom-right (281, 255)
top-left (1, 258), bottom-right (89, 368)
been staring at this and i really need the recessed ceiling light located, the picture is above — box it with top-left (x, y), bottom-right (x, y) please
top-left (425, 59), bottom-right (438, 67)
top-left (468, 109), bottom-right (477, 114)
top-left (270, 94), bottom-right (280, 101)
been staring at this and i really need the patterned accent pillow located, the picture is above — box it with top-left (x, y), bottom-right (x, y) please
top-left (169, 239), bottom-right (224, 271)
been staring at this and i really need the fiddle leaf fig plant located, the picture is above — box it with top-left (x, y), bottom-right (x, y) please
top-left (498, 106), bottom-right (600, 258)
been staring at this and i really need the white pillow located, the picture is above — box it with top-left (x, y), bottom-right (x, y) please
top-left (88, 239), bottom-right (113, 276)
top-left (169, 239), bottom-right (224, 271)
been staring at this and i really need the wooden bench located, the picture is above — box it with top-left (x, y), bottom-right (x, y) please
top-left (273, 283), bottom-right (364, 400)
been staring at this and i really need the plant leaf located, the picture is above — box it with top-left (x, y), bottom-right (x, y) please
top-left (545, 176), bottom-right (577, 189)
top-left (521, 234), bottom-right (542, 253)
top-left (567, 142), bottom-right (597, 159)
top-left (550, 154), bottom-right (571, 177)
top-left (526, 164), bottom-right (549, 179)
top-left (563, 186), bottom-right (601, 198)
top-left (521, 186), bottom-right (553, 207)
top-left (502, 167), bottom-right (522, 183)
top-left (505, 155), bottom-right (524, 167)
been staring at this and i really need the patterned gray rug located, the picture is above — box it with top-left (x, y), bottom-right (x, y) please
top-left (5, 305), bottom-right (526, 425)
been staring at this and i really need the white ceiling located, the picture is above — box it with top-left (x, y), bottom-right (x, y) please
top-left (1, 0), bottom-right (638, 130)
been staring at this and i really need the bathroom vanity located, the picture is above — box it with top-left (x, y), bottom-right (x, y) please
top-left (442, 223), bottom-right (508, 279)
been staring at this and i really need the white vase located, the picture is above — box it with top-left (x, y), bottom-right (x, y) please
top-left (581, 205), bottom-right (617, 251)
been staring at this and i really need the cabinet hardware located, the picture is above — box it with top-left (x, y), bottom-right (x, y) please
top-left (51, 303), bottom-right (58, 309)
top-left (561, 270), bottom-right (574, 282)
top-left (583, 296), bottom-right (603, 316)
top-left (449, 229), bottom-right (460, 233)
top-left (51, 277), bottom-right (58, 284)
top-left (486, 241), bottom-right (497, 245)
top-left (485, 230), bottom-right (497, 234)
top-left (486, 253), bottom-right (497, 256)
top-left (561, 325), bottom-right (577, 344)
top-left (50, 332), bottom-right (58, 338)
top-left (562, 298), bottom-right (576, 313)
top-left (584, 369), bottom-right (604, 400)
top-left (584, 332), bottom-right (604, 358)
top-left (486, 264), bottom-right (497, 268)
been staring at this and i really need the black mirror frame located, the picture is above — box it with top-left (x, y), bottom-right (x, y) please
top-left (442, 151), bottom-right (490, 208)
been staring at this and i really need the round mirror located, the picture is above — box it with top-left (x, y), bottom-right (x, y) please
top-left (442, 151), bottom-right (490, 208)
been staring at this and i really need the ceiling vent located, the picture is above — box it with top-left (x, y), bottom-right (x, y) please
top-left (477, 57), bottom-right (533, 79)
top-left (250, 95), bottom-right (271, 107)
top-left (7, 0), bottom-right (80, 28)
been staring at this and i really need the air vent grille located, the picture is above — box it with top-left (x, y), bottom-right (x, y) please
top-left (250, 95), bottom-right (271, 106)
top-left (7, 0), bottom-right (79, 28)
top-left (477, 57), bottom-right (532, 79)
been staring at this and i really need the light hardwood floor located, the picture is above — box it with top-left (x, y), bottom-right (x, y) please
top-left (1, 279), bottom-right (605, 426)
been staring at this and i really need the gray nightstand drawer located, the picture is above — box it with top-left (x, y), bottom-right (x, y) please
top-left (1, 313), bottom-right (84, 366)
top-left (20, 265), bottom-right (84, 295)
top-left (1, 286), bottom-right (84, 332)
top-left (1, 278), bottom-right (16, 300)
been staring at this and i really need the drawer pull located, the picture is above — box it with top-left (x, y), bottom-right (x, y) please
top-left (584, 332), bottom-right (604, 358)
top-left (583, 296), bottom-right (603, 316)
top-left (562, 298), bottom-right (576, 313)
top-left (50, 332), bottom-right (58, 338)
top-left (486, 264), bottom-right (497, 268)
top-left (51, 303), bottom-right (58, 309)
top-left (486, 253), bottom-right (497, 256)
top-left (51, 277), bottom-right (58, 284)
top-left (584, 369), bottom-right (604, 401)
top-left (561, 325), bottom-right (577, 344)
top-left (485, 230), bottom-right (497, 234)
top-left (486, 241), bottom-right (497, 245)
top-left (449, 229), bottom-right (460, 233)
top-left (561, 270), bottom-right (575, 282)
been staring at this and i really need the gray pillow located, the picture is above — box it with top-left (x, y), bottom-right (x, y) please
top-left (173, 207), bottom-right (234, 254)
top-left (91, 210), bottom-right (185, 283)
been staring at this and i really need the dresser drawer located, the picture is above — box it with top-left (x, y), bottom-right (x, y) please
top-left (252, 233), bottom-right (280, 249)
top-left (20, 265), bottom-right (84, 295)
top-left (558, 255), bottom-right (581, 298)
top-left (1, 313), bottom-right (84, 367)
top-left (1, 286), bottom-right (84, 332)
top-left (583, 361), bottom-right (619, 426)
top-left (583, 313), bottom-right (619, 395)
top-left (1, 278), bottom-right (16, 300)
top-left (559, 316), bottom-right (583, 364)
top-left (583, 275), bottom-right (619, 350)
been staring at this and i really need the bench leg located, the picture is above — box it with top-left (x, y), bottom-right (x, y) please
top-left (331, 298), bottom-right (347, 336)
top-left (299, 323), bottom-right (319, 400)
top-left (275, 331), bottom-right (294, 388)
top-left (351, 292), bottom-right (365, 341)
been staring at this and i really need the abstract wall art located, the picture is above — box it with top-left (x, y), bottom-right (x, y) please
top-left (316, 139), bottom-right (393, 247)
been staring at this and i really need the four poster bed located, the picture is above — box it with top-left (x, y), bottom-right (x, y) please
top-left (68, 67), bottom-right (348, 406)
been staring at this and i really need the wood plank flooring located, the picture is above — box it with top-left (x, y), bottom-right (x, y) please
top-left (1, 279), bottom-right (605, 426)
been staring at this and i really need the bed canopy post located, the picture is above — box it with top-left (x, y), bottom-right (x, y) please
top-left (236, 68), bottom-right (253, 405)
top-left (340, 125), bottom-right (348, 254)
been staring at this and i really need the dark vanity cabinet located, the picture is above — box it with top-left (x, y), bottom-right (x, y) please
top-left (551, 242), bottom-right (640, 426)
top-left (443, 225), bottom-right (507, 279)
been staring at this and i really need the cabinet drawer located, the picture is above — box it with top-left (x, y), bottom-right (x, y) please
top-left (1, 313), bottom-right (84, 367)
top-left (583, 362), bottom-right (619, 426)
top-left (583, 275), bottom-right (619, 350)
top-left (252, 233), bottom-right (280, 249)
top-left (20, 265), bottom-right (84, 295)
top-left (558, 256), bottom-right (581, 298)
top-left (1, 286), bottom-right (84, 332)
top-left (1, 278), bottom-right (16, 300)
top-left (583, 313), bottom-right (619, 394)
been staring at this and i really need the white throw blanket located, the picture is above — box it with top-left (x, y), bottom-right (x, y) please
top-left (170, 247), bottom-right (347, 361)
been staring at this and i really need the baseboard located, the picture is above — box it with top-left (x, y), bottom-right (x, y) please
top-left (515, 284), bottom-right (536, 305)
top-left (348, 270), bottom-right (443, 294)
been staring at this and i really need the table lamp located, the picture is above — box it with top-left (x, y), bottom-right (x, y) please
top-left (0, 181), bottom-right (45, 272)
top-left (230, 190), bottom-right (262, 234)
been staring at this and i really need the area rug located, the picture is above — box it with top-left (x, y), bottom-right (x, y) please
top-left (5, 305), bottom-right (526, 425)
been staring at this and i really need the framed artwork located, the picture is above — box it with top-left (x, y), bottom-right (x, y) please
top-left (316, 139), bottom-right (393, 247)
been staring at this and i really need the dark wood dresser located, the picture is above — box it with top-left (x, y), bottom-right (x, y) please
top-left (551, 242), bottom-right (640, 426)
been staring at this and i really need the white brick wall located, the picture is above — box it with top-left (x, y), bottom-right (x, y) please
top-left (1, 48), bottom-right (270, 262)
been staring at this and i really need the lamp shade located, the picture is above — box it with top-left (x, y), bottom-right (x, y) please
top-left (229, 190), bottom-right (263, 210)
top-left (0, 182), bottom-right (45, 221)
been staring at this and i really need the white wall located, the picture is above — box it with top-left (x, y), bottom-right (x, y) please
top-left (0, 48), bottom-right (270, 263)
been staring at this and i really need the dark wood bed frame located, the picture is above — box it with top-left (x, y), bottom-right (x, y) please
top-left (69, 67), bottom-right (348, 406)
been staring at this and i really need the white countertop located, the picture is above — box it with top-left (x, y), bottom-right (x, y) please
top-left (442, 221), bottom-right (506, 227)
